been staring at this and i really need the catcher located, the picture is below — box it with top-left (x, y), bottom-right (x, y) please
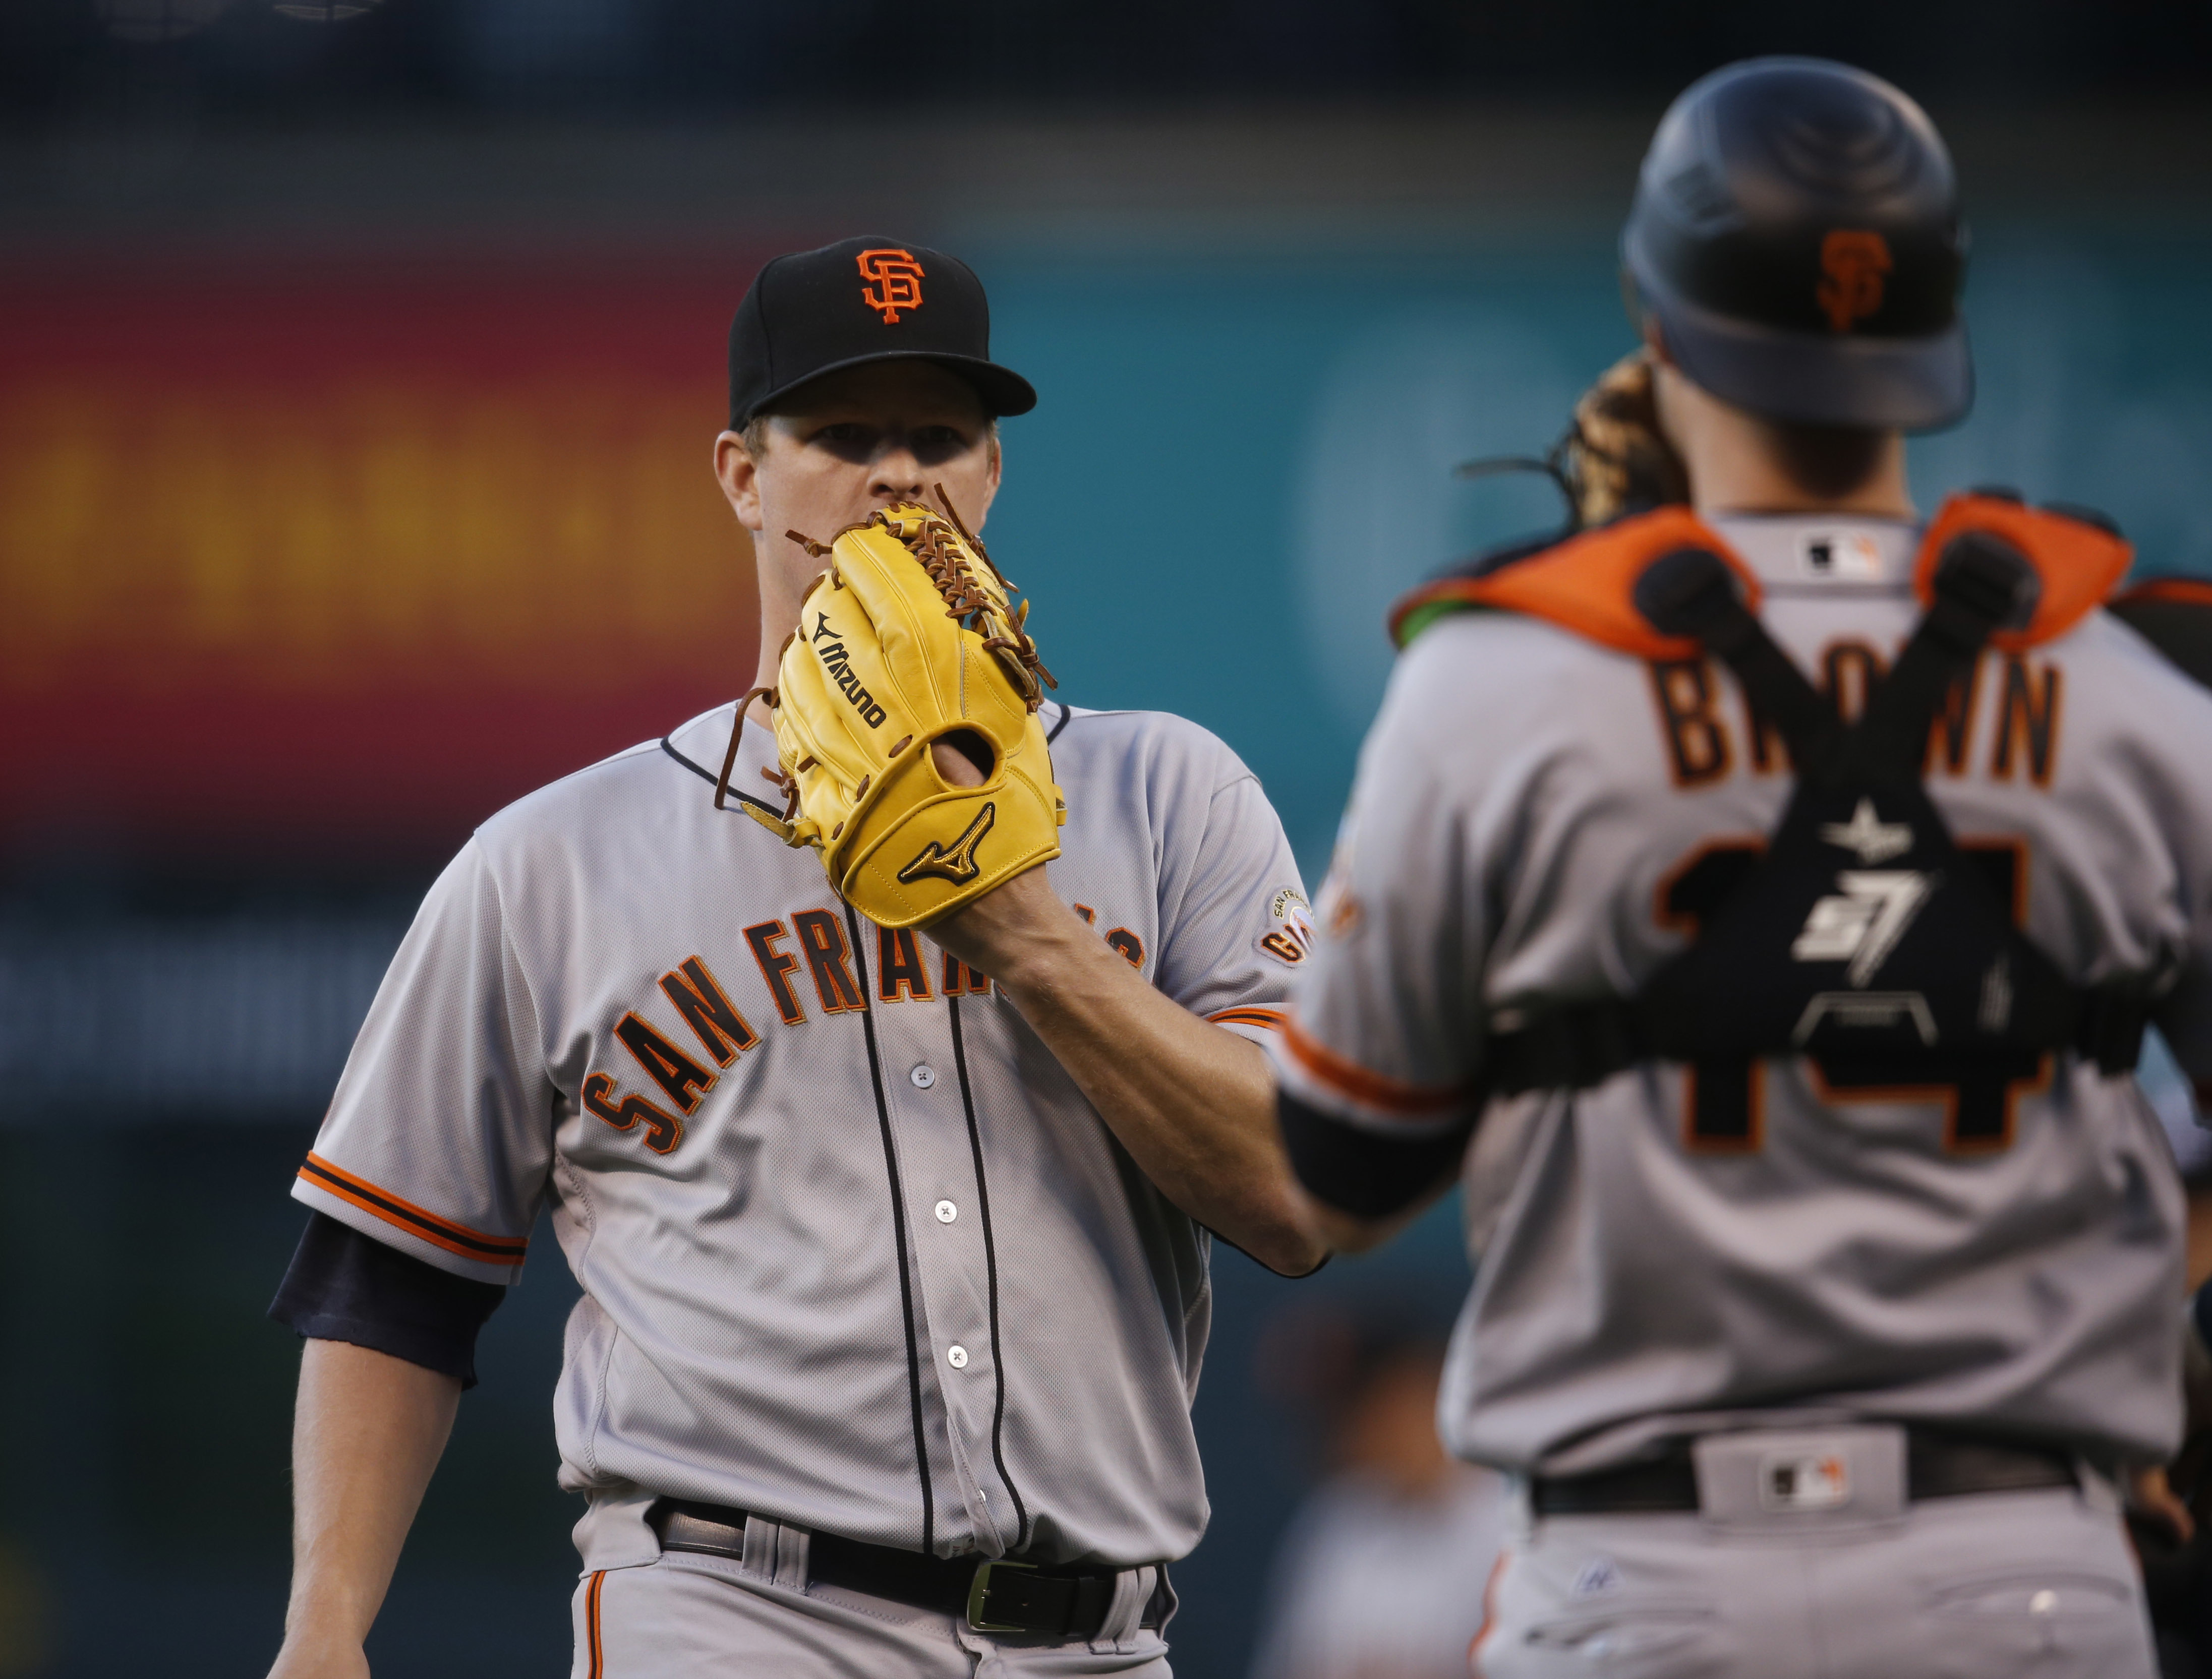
top-left (1275, 59), bottom-right (2212, 1679)
top-left (264, 235), bottom-right (1321, 1678)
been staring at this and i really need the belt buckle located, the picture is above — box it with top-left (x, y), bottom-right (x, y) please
top-left (965, 1556), bottom-right (1039, 1633)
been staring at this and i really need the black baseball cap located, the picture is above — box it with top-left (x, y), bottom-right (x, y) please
top-left (1621, 58), bottom-right (1972, 431)
top-left (727, 236), bottom-right (1038, 430)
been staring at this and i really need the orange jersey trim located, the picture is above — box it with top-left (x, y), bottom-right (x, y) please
top-left (1208, 1005), bottom-right (1286, 1032)
top-left (1915, 495), bottom-right (2131, 650)
top-left (2116, 576), bottom-right (2212, 610)
top-left (298, 1153), bottom-right (529, 1265)
top-left (1387, 507), bottom-right (1761, 660)
top-left (1279, 1017), bottom-right (1465, 1117)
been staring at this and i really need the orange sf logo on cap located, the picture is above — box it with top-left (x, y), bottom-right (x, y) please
top-left (1816, 230), bottom-right (1892, 333)
top-left (857, 249), bottom-right (925, 324)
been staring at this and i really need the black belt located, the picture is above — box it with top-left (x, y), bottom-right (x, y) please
top-left (646, 1498), bottom-right (1168, 1639)
top-left (1530, 1430), bottom-right (2077, 1516)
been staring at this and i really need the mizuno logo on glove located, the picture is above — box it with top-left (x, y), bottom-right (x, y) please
top-left (898, 804), bottom-right (996, 887)
top-left (811, 612), bottom-right (888, 729)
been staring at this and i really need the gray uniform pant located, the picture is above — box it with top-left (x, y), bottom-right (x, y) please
top-left (568, 1545), bottom-right (1172, 1678)
top-left (1475, 1444), bottom-right (2155, 1679)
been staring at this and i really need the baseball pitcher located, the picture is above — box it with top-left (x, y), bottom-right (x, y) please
top-left (265, 236), bottom-right (1323, 1678)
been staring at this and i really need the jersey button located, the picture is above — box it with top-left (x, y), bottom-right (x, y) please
top-left (910, 1064), bottom-right (937, 1089)
top-left (934, 1200), bottom-right (958, 1224)
top-left (946, 1344), bottom-right (969, 1370)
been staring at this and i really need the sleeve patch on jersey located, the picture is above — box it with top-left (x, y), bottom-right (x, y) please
top-left (297, 1154), bottom-right (529, 1264)
top-left (1280, 1018), bottom-right (1463, 1117)
top-left (1257, 887), bottom-right (1315, 967)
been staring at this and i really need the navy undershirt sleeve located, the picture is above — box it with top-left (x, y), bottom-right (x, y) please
top-left (269, 1211), bottom-right (507, 1389)
top-left (1276, 1087), bottom-right (1476, 1220)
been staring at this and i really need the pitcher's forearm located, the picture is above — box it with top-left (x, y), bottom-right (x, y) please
top-left (282, 1339), bottom-right (460, 1647)
top-left (936, 869), bottom-right (1323, 1274)
top-left (1018, 953), bottom-right (1319, 1271)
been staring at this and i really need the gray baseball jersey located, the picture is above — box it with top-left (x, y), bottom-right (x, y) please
top-left (295, 697), bottom-right (1311, 1568)
top-left (1278, 512), bottom-right (2212, 1476)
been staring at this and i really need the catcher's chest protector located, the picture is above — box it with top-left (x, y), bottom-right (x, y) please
top-left (1415, 495), bottom-right (2159, 1144)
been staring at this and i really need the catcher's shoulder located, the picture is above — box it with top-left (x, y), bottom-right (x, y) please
top-left (2106, 577), bottom-right (2212, 694)
top-left (1370, 605), bottom-right (1644, 773)
top-left (1392, 597), bottom-right (1628, 697)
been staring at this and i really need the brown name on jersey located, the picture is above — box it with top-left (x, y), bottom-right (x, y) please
top-left (1649, 643), bottom-right (2063, 790)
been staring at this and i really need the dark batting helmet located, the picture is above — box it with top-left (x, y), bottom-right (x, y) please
top-left (1621, 57), bottom-right (1972, 432)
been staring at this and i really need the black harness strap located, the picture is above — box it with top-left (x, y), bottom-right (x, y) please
top-left (1485, 535), bottom-right (2153, 1102)
top-left (1839, 532), bottom-right (2034, 782)
top-left (1634, 546), bottom-right (1842, 771)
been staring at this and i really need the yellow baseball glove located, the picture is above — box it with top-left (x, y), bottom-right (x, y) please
top-left (717, 495), bottom-right (1064, 930)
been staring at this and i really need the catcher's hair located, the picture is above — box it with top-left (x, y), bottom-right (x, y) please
top-left (1556, 349), bottom-right (1890, 526)
top-left (1556, 349), bottom-right (1691, 528)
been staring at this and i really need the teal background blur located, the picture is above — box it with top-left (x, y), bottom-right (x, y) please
top-left (981, 231), bottom-right (2212, 878)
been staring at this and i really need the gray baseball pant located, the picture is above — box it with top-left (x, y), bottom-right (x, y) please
top-left (1474, 1431), bottom-right (2156, 1679)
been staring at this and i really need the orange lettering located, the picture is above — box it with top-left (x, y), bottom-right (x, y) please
top-left (659, 956), bottom-right (758, 1065)
top-left (1990, 656), bottom-right (2063, 785)
top-left (583, 1071), bottom-right (684, 1155)
top-left (1817, 230), bottom-right (1892, 332)
top-left (856, 248), bottom-right (925, 323)
top-left (877, 927), bottom-right (937, 1003)
top-left (1649, 659), bottom-right (1732, 786)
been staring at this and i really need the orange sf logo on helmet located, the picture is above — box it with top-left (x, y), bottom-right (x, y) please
top-left (856, 248), bottom-right (926, 324)
top-left (1816, 230), bottom-right (1893, 333)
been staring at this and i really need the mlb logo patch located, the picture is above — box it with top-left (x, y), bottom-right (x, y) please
top-left (1799, 530), bottom-right (1885, 581)
top-left (1759, 1452), bottom-right (1851, 1512)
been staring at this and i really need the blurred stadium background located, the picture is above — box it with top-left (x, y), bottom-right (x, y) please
top-left (4, 2), bottom-right (2211, 1674)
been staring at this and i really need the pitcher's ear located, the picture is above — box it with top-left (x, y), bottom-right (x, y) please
top-left (715, 431), bottom-right (765, 529)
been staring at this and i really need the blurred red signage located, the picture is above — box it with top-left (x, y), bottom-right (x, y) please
top-left (0, 253), bottom-right (769, 872)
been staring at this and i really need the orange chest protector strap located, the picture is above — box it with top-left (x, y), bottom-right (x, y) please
top-left (1390, 493), bottom-right (2132, 658)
